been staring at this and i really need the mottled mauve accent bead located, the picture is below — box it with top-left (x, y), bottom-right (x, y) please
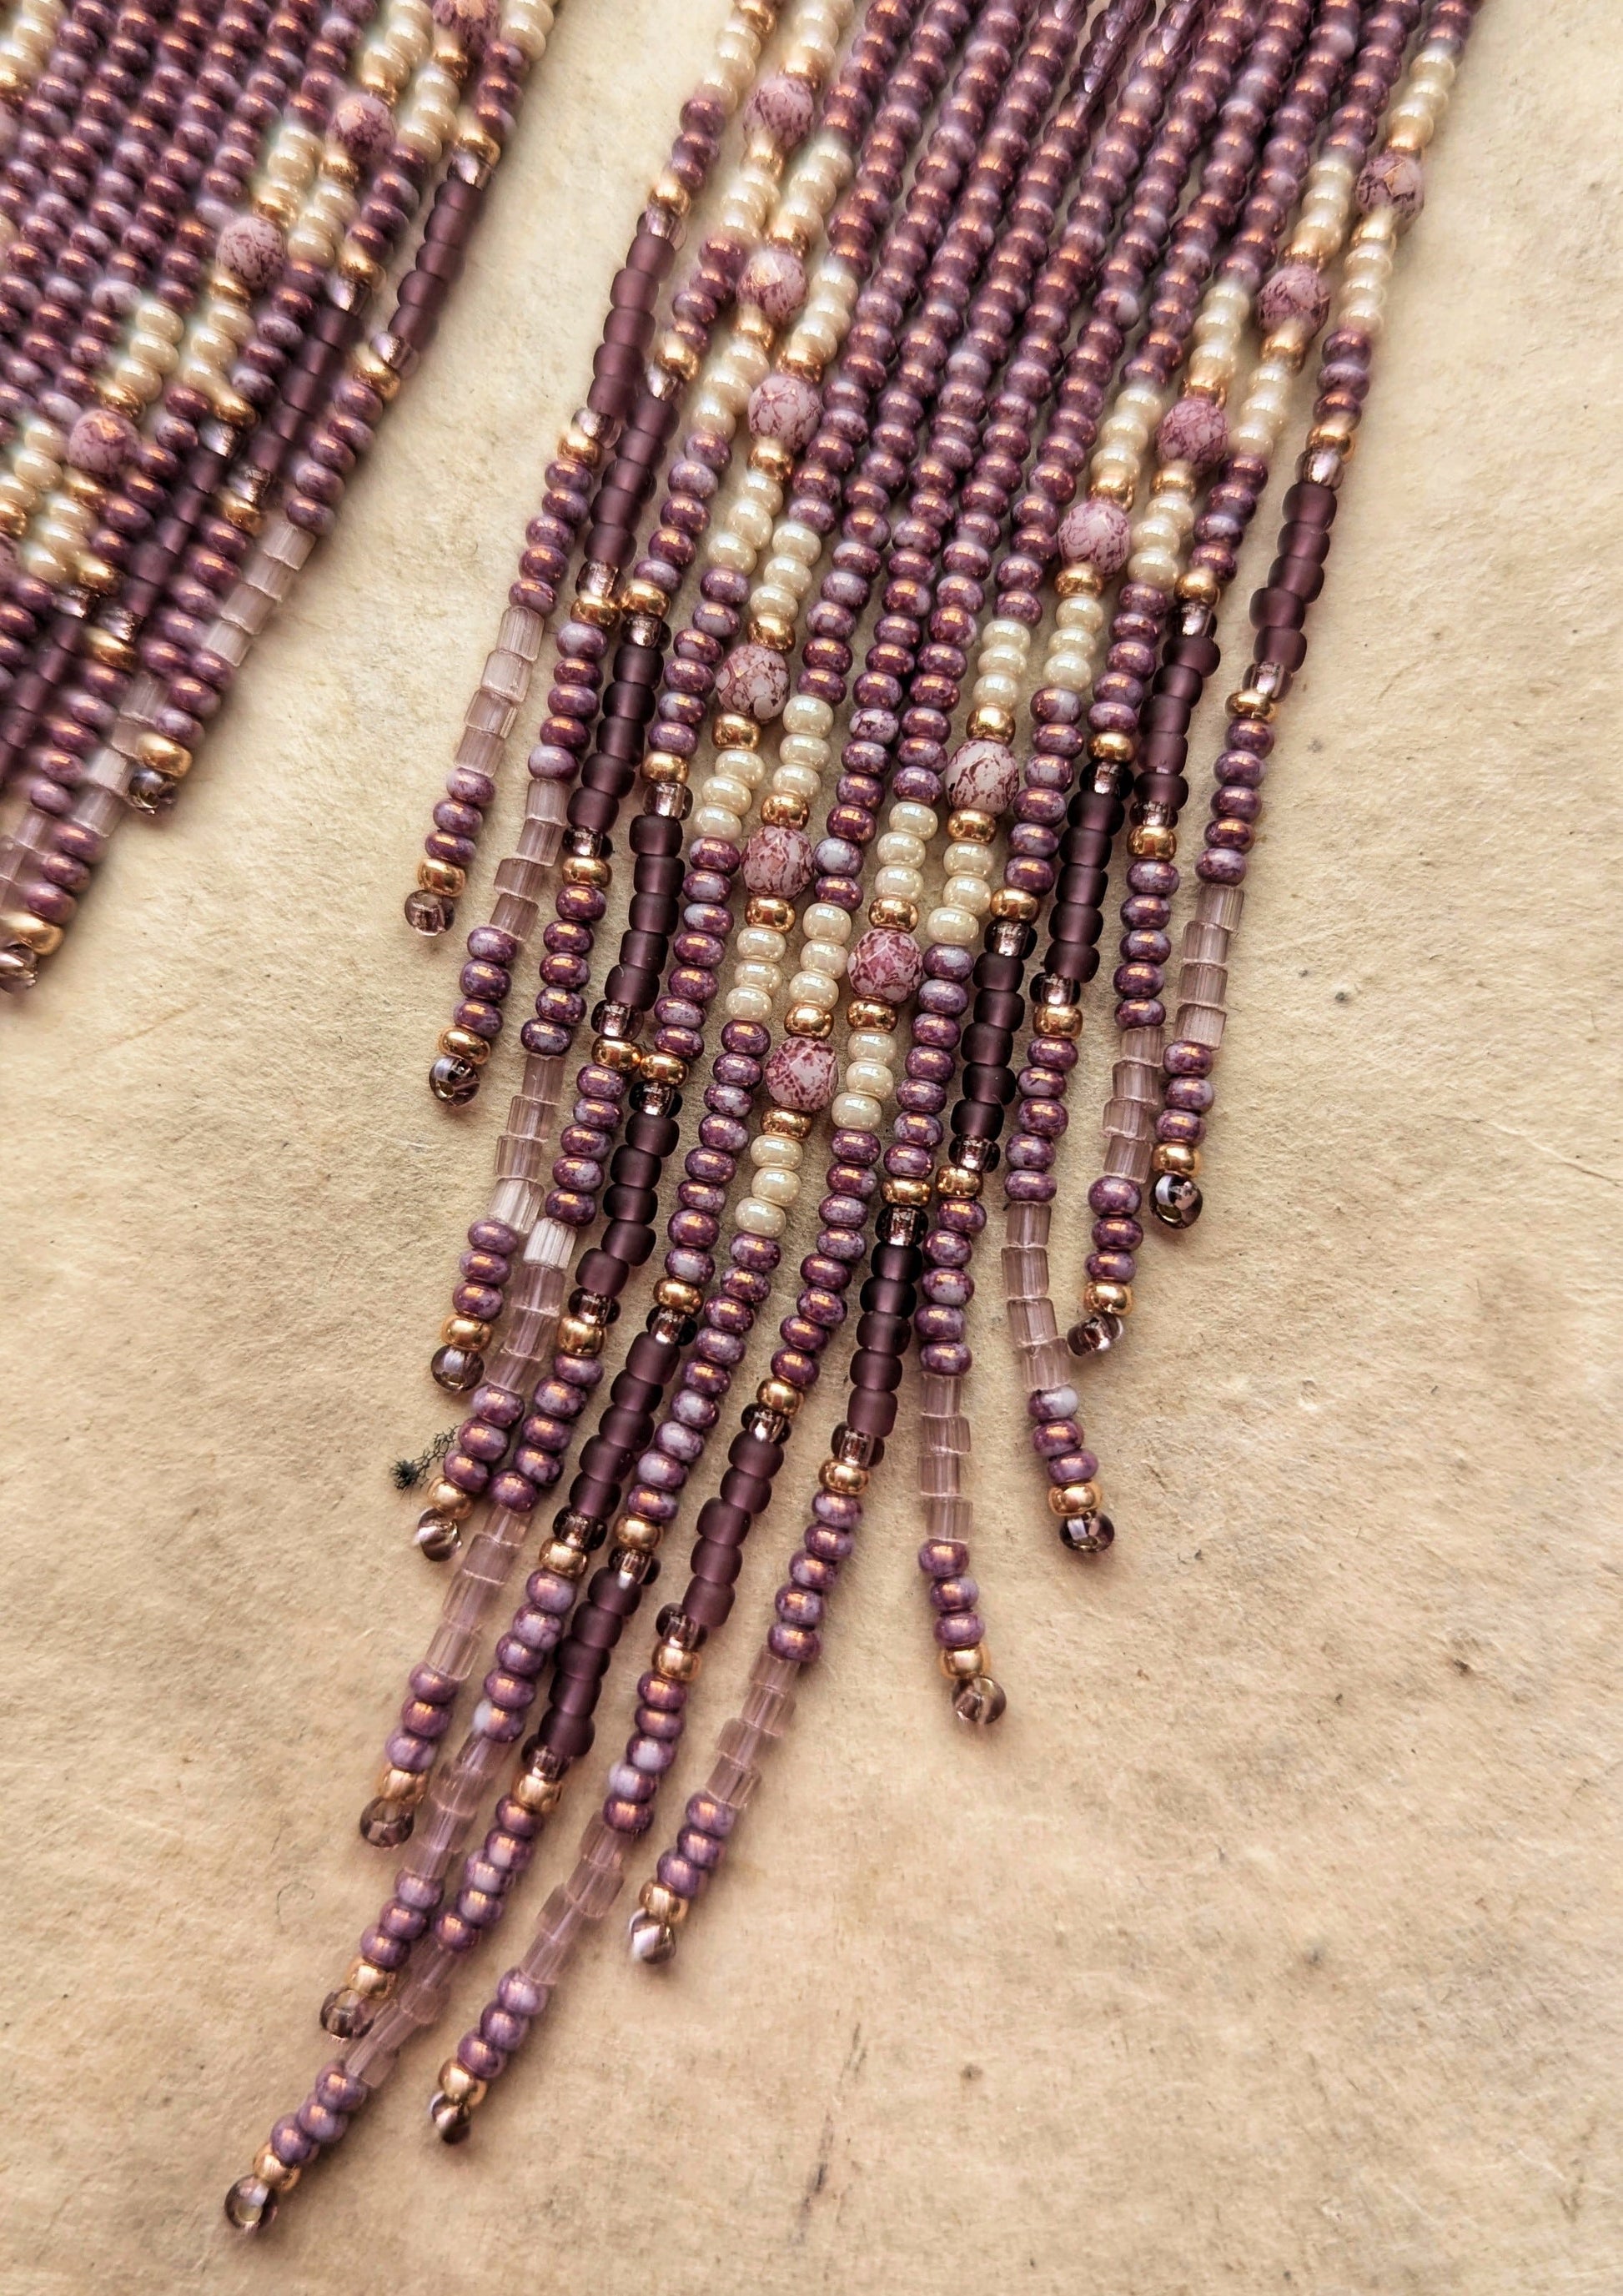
top-left (942, 736), bottom-right (1019, 812)
top-left (1156, 394), bottom-right (1229, 472)
top-left (65, 407), bottom-right (138, 479)
top-left (738, 243), bottom-right (807, 326)
top-left (748, 370), bottom-right (822, 451)
top-left (1058, 495), bottom-right (1132, 574)
top-left (765, 1037), bottom-right (838, 1112)
top-left (1259, 259), bottom-right (1330, 329)
top-left (1357, 146), bottom-right (1425, 221)
top-left (715, 641), bottom-right (791, 722)
top-left (847, 927), bottom-right (922, 1002)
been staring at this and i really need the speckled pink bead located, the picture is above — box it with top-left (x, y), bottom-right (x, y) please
top-left (1258, 259), bottom-right (1331, 331)
top-left (1057, 495), bottom-right (1133, 576)
top-left (738, 244), bottom-right (807, 326)
top-left (749, 371), bottom-right (822, 453)
top-left (1357, 147), bottom-right (1425, 222)
top-left (744, 72), bottom-right (816, 146)
top-left (331, 91), bottom-right (394, 164)
top-left (716, 641), bottom-right (791, 722)
top-left (430, 0), bottom-right (495, 33)
top-left (742, 821), bottom-right (813, 896)
top-left (1157, 395), bottom-right (1229, 472)
top-left (65, 409), bottom-right (138, 480)
top-left (847, 927), bottom-right (923, 1003)
top-left (216, 212), bottom-right (285, 294)
top-left (942, 736), bottom-right (1020, 815)
top-left (766, 1037), bottom-right (838, 1112)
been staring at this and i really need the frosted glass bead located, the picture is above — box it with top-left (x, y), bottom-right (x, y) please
top-left (831, 1091), bottom-right (882, 1132)
top-left (736, 1197), bottom-right (786, 1237)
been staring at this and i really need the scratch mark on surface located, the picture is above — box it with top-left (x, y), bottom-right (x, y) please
top-left (1485, 1122), bottom-right (1620, 1185)
top-left (96, 1000), bottom-right (199, 1057)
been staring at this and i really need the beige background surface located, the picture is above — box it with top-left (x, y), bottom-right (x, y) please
top-left (3, 1), bottom-right (1620, 2288)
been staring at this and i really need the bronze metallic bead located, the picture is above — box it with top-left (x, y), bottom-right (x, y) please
top-left (653, 1639), bottom-right (701, 1684)
top-left (868, 895), bottom-right (918, 932)
top-left (1048, 1480), bottom-right (1101, 1520)
top-left (1178, 564), bottom-right (1222, 606)
top-left (348, 1957), bottom-right (394, 2001)
top-left (819, 1458), bottom-right (868, 1498)
top-left (757, 1376), bottom-right (801, 1418)
top-left (934, 1163), bottom-right (982, 1201)
top-left (2, 913), bottom-right (62, 957)
top-left (639, 1879), bottom-right (688, 1927)
top-left (455, 123), bottom-right (502, 172)
top-left (940, 1642), bottom-right (987, 1682)
top-left (748, 607), bottom-right (795, 651)
top-left (777, 345), bottom-right (824, 382)
top-left (760, 791), bottom-right (808, 828)
top-left (641, 1048), bottom-right (687, 1087)
top-left (561, 853), bottom-right (611, 889)
top-left (574, 561), bottom-right (621, 627)
top-left (591, 1035), bottom-right (642, 1075)
top-left (438, 2058), bottom-right (486, 2108)
top-left (1228, 686), bottom-right (1276, 721)
top-left (320, 147), bottom-right (362, 189)
top-left (1083, 1279), bottom-right (1133, 1318)
top-left (735, 307), bottom-right (776, 354)
top-left (83, 625), bottom-right (137, 668)
top-left (761, 1107), bottom-right (812, 1140)
top-left (557, 1313), bottom-right (605, 1358)
top-left (643, 749), bottom-right (689, 784)
top-left (540, 1539), bottom-right (589, 1579)
top-left (1128, 824), bottom-right (1177, 859)
top-left (650, 168), bottom-right (691, 219)
top-left (746, 894), bottom-right (793, 932)
top-left (1033, 1005), bottom-right (1083, 1042)
top-left (712, 711), bottom-right (760, 751)
top-left (137, 731), bottom-right (192, 777)
top-left (419, 857), bottom-right (467, 897)
top-left (254, 2145), bottom-right (300, 2193)
top-left (784, 1001), bottom-right (832, 1039)
top-left (621, 575), bottom-right (667, 620)
top-left (63, 470), bottom-right (105, 509)
top-left (443, 1314), bottom-right (490, 1349)
top-left (74, 552), bottom-right (119, 595)
top-left (845, 996), bottom-right (896, 1032)
top-left (1054, 563), bottom-right (1103, 600)
top-left (882, 1177), bottom-right (931, 1207)
top-left (440, 1026), bottom-right (490, 1065)
top-left (747, 438), bottom-right (793, 484)
top-left (947, 807), bottom-right (996, 845)
top-left (377, 1764), bottom-right (429, 1808)
top-left (1092, 471), bottom-right (1135, 506)
top-left (656, 334), bottom-right (701, 386)
top-left (656, 1277), bottom-right (704, 1316)
top-left (615, 1514), bottom-right (664, 1555)
top-left (0, 502), bottom-right (26, 540)
top-left (1153, 1142), bottom-right (1201, 1178)
top-left (427, 1479), bottom-right (475, 1520)
top-left (1091, 730), bottom-right (1135, 766)
top-left (966, 705), bottom-right (1014, 741)
top-left (989, 888), bottom-right (1037, 922)
top-left (0, 59), bottom-right (23, 98)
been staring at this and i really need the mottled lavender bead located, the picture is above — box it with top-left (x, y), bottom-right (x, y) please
top-left (847, 927), bottom-right (922, 1002)
top-left (1357, 148), bottom-right (1425, 222)
top-left (66, 407), bottom-right (138, 478)
top-left (742, 821), bottom-right (812, 895)
top-left (1258, 259), bottom-right (1331, 330)
top-left (716, 641), bottom-right (791, 722)
top-left (749, 370), bottom-right (821, 452)
top-left (215, 212), bottom-right (285, 294)
top-left (739, 244), bottom-right (806, 325)
top-left (1157, 395), bottom-right (1229, 473)
top-left (1058, 495), bottom-right (1131, 575)
top-left (743, 71), bottom-right (815, 146)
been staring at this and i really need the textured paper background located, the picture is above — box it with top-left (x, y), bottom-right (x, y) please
top-left (3, 2), bottom-right (1620, 2288)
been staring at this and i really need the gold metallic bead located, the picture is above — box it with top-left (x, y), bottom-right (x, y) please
top-left (511, 1766), bottom-right (564, 1815)
top-left (1083, 1279), bottom-right (1133, 1318)
top-left (777, 346), bottom-right (825, 383)
top-left (712, 711), bottom-right (760, 751)
top-left (966, 705), bottom-right (1015, 741)
top-left (935, 1163), bottom-right (982, 1201)
top-left (1128, 824), bottom-right (1177, 859)
top-left (868, 896), bottom-right (917, 932)
top-left (947, 807), bottom-right (996, 845)
top-left (643, 749), bottom-right (689, 785)
top-left (3, 913), bottom-right (62, 957)
top-left (455, 123), bottom-right (502, 173)
top-left (656, 1277), bottom-right (704, 1315)
top-left (0, 502), bottom-right (25, 540)
top-left (560, 424), bottom-right (605, 473)
top-left (621, 575), bottom-right (667, 620)
top-left (438, 2059), bottom-right (486, 2108)
top-left (761, 1107), bottom-right (812, 1139)
top-left (989, 888), bottom-right (1037, 922)
top-left (440, 1026), bottom-right (490, 1065)
top-left (1048, 1480), bottom-right (1101, 1520)
top-left (1228, 686), bottom-right (1276, 721)
top-left (1152, 460), bottom-right (1196, 494)
top-left (0, 59), bottom-right (23, 98)
top-left (1177, 564), bottom-right (1222, 607)
top-left (377, 1765), bottom-right (430, 1808)
top-left (736, 307), bottom-right (776, 354)
top-left (649, 169), bottom-right (691, 219)
top-left (347, 1957), bottom-right (395, 2001)
top-left (1091, 730), bottom-right (1135, 766)
top-left (74, 551), bottom-right (119, 595)
top-left (253, 184), bottom-right (299, 229)
top-left (428, 1480), bottom-right (475, 1520)
top-left (759, 791), bottom-right (808, 828)
top-left (641, 1050), bottom-right (688, 1088)
top-left (63, 470), bottom-right (106, 509)
top-left (432, 28), bottom-right (470, 75)
top-left (320, 148), bottom-right (362, 191)
top-left (1309, 404), bottom-right (1359, 449)
top-left (1033, 1004), bottom-right (1083, 1042)
top-left (656, 333), bottom-right (701, 385)
top-left (845, 996), bottom-right (896, 1032)
top-left (748, 607), bottom-right (795, 652)
top-left (254, 2146), bottom-right (300, 2193)
top-left (940, 1642), bottom-right (987, 1682)
top-left (83, 625), bottom-right (137, 669)
top-left (573, 563), bottom-right (621, 628)
top-left (1054, 563), bottom-right (1103, 600)
top-left (443, 1314), bottom-right (490, 1349)
top-left (1153, 1142), bottom-right (1201, 1178)
top-left (757, 1375), bottom-right (801, 1417)
top-left (615, 1514), bottom-right (664, 1556)
top-left (746, 894), bottom-right (793, 932)
top-left (419, 857), bottom-right (466, 897)
top-left (591, 1034), bottom-right (641, 1075)
top-left (784, 1001), bottom-right (832, 1040)
top-left (654, 1639), bottom-right (701, 1684)
top-left (337, 244), bottom-right (383, 291)
top-left (883, 1177), bottom-right (931, 1207)
top-left (557, 1313), bottom-right (605, 1358)
top-left (1092, 471), bottom-right (1135, 506)
top-left (541, 1539), bottom-right (589, 1579)
top-left (561, 852), bottom-right (611, 888)
top-left (137, 730), bottom-right (191, 777)
top-left (747, 438), bottom-right (792, 484)
top-left (639, 1879), bottom-right (688, 1927)
top-left (209, 389), bottom-right (254, 439)
top-left (819, 1458), bottom-right (868, 1498)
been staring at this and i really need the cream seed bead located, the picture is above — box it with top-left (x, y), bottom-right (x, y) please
top-left (719, 158), bottom-right (778, 243)
top-left (844, 1060), bottom-right (893, 1102)
top-left (944, 875), bottom-right (992, 917)
top-left (831, 1091), bottom-right (882, 1133)
top-left (801, 902), bottom-right (850, 943)
top-left (694, 803), bottom-right (745, 842)
top-left (847, 1028), bottom-right (895, 1068)
top-left (731, 962), bottom-right (782, 998)
top-left (925, 904), bottom-right (980, 947)
top-left (775, 733), bottom-right (827, 774)
top-left (500, 0), bottom-right (555, 61)
top-left (872, 868), bottom-right (922, 904)
top-left (705, 773), bottom-right (754, 817)
top-left (799, 939), bottom-right (846, 979)
top-left (726, 983), bottom-right (775, 1023)
top-left (750, 1167), bottom-right (802, 1208)
top-left (788, 970), bottom-right (839, 1009)
top-left (942, 841), bottom-right (992, 882)
top-left (736, 1197), bottom-right (787, 1238)
top-left (751, 1134), bottom-right (802, 1171)
top-left (876, 831), bottom-right (926, 871)
top-left (735, 926), bottom-right (786, 964)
